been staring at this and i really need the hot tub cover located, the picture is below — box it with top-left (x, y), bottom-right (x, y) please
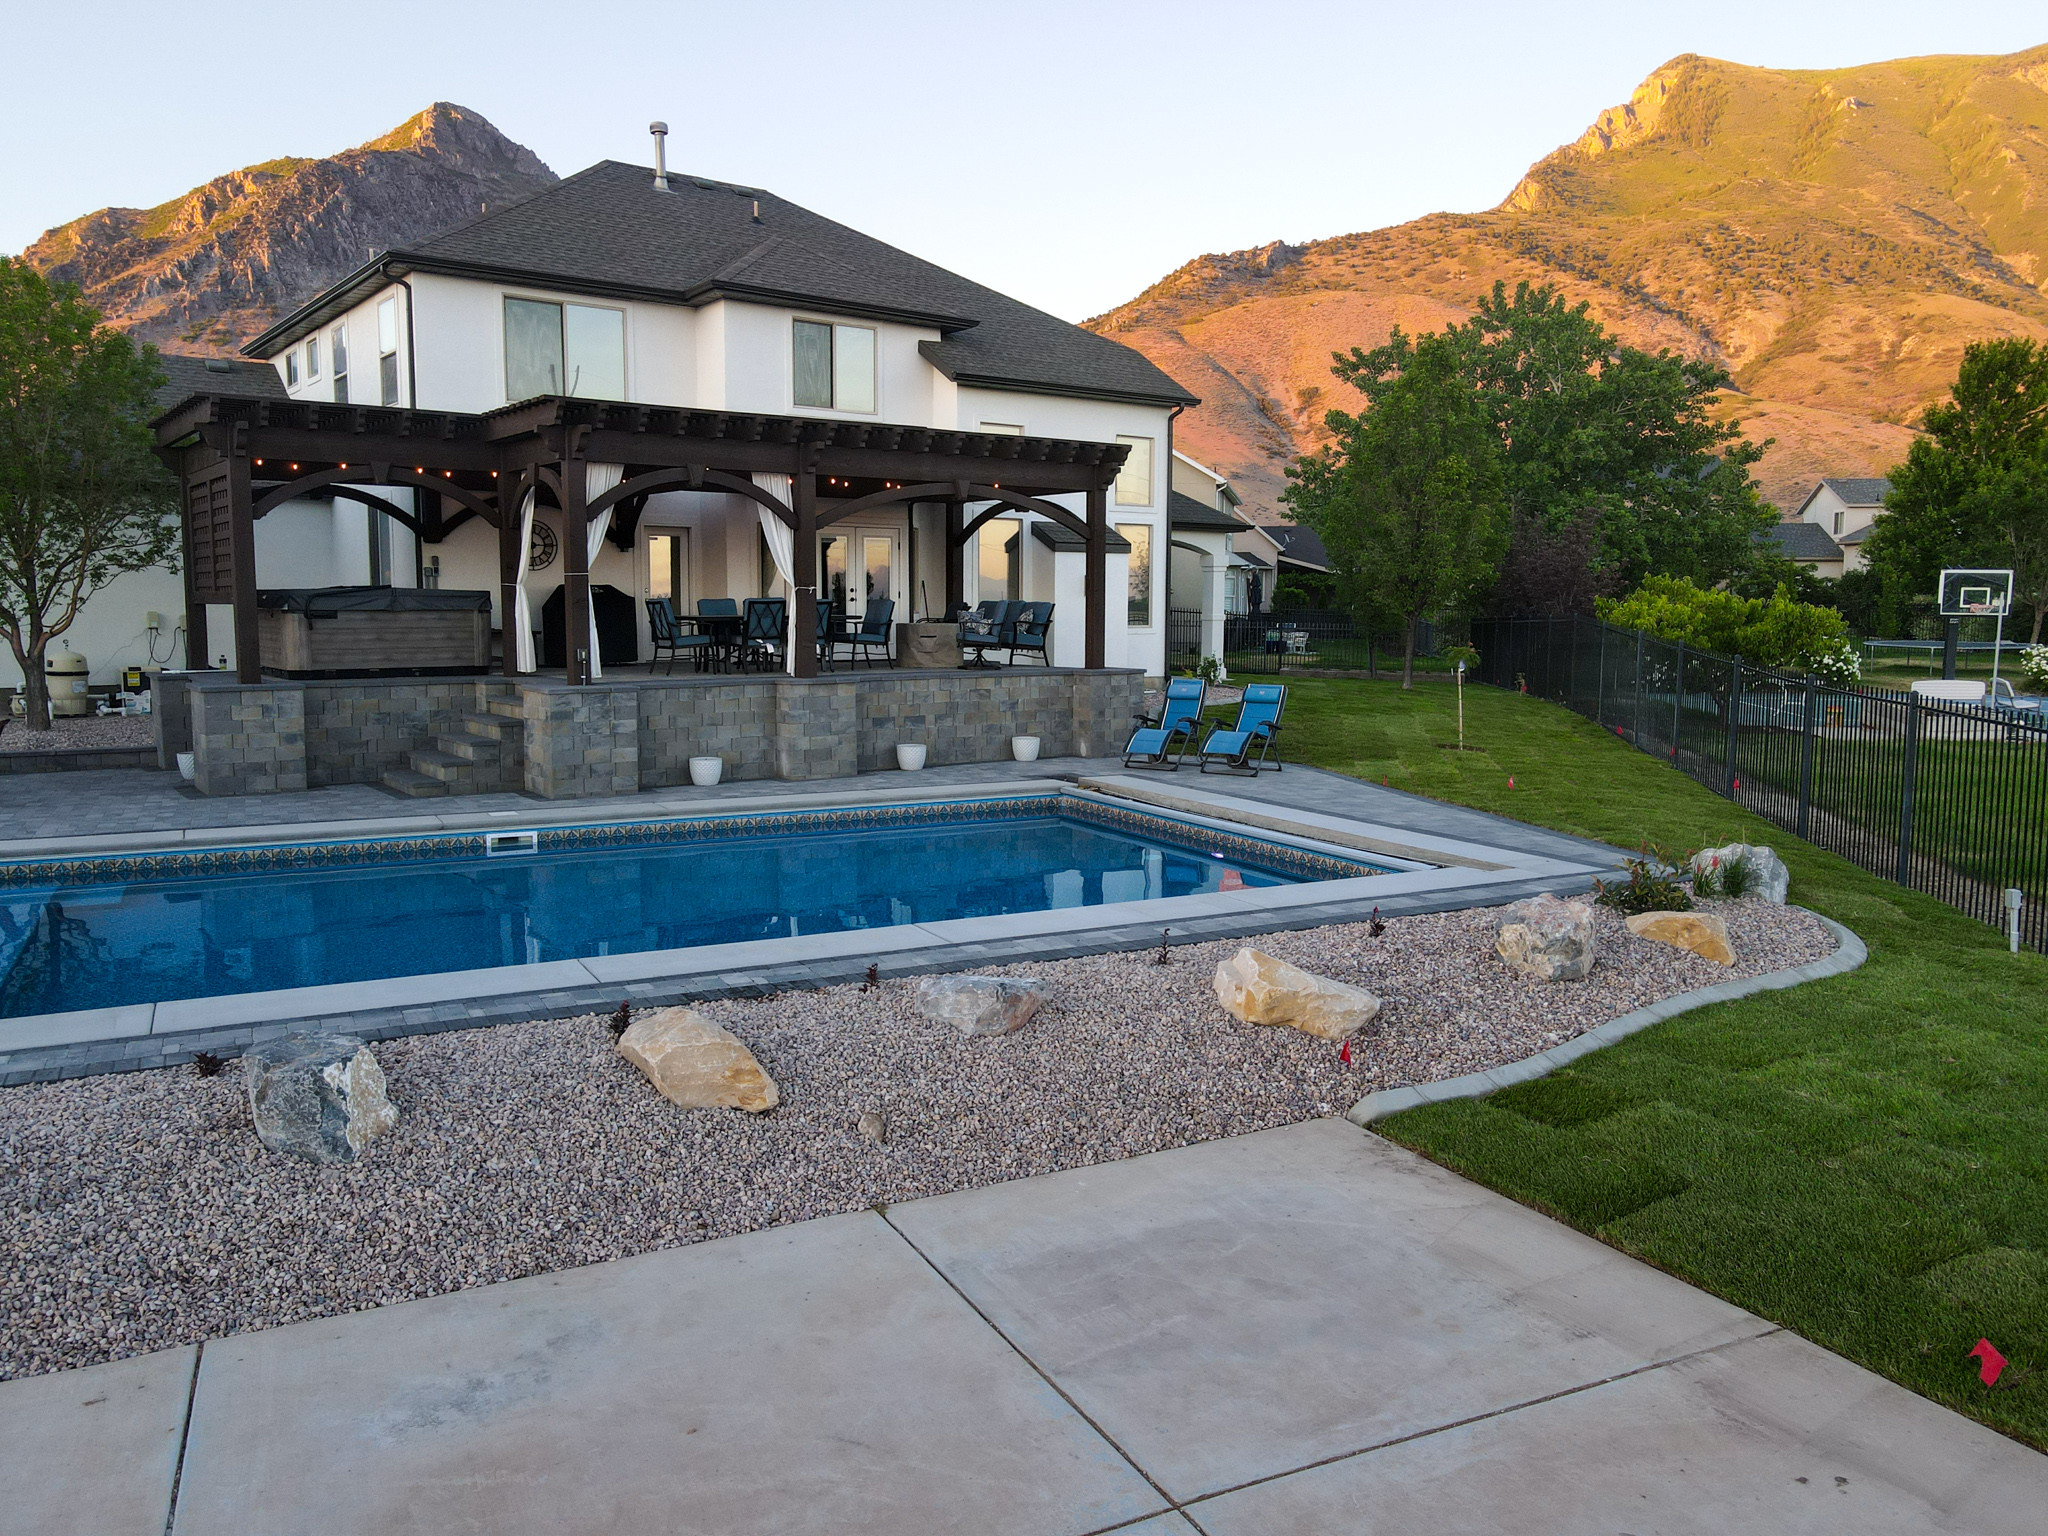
top-left (258, 587), bottom-right (492, 615)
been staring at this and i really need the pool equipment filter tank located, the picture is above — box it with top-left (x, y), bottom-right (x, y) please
top-left (46, 644), bottom-right (91, 717)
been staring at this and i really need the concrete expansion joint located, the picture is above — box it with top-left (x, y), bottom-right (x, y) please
top-left (1345, 912), bottom-right (1869, 1126)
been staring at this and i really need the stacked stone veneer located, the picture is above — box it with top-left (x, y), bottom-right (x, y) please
top-left (171, 667), bottom-right (1144, 798)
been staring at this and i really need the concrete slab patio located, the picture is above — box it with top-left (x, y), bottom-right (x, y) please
top-left (6, 1122), bottom-right (2039, 1535)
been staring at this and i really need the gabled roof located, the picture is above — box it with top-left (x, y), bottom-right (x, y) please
top-left (1836, 522), bottom-right (1877, 546)
top-left (1255, 522), bottom-right (1329, 572)
top-left (1758, 521), bottom-right (1844, 563)
top-left (245, 160), bottom-right (1197, 409)
top-left (1796, 476), bottom-right (1893, 516)
top-left (154, 354), bottom-right (285, 411)
top-left (1169, 490), bottom-right (1248, 531)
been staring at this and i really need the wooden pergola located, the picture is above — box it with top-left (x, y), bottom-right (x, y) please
top-left (154, 394), bottom-right (1132, 684)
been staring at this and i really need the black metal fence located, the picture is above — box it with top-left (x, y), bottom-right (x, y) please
top-left (1473, 616), bottom-right (2048, 953)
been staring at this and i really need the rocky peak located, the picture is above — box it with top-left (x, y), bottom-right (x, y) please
top-left (17, 103), bottom-right (557, 355)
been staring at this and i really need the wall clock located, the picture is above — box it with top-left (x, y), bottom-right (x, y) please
top-left (528, 521), bottom-right (559, 572)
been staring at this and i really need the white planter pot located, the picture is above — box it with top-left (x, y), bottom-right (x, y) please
top-left (1011, 735), bottom-right (1042, 762)
top-left (688, 755), bottom-right (723, 786)
top-left (176, 751), bottom-right (196, 782)
top-left (895, 743), bottom-right (928, 771)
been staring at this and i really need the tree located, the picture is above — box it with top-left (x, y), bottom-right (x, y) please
top-left (0, 258), bottom-right (178, 730)
top-left (1327, 282), bottom-right (1776, 602)
top-left (1863, 338), bottom-right (2048, 641)
top-left (1284, 331), bottom-right (1507, 687)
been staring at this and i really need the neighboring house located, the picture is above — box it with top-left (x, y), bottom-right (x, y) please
top-left (156, 153), bottom-right (1195, 681)
top-left (1256, 522), bottom-right (1331, 582)
top-left (1229, 522), bottom-right (1283, 615)
top-left (1795, 477), bottom-right (1891, 574)
top-left (1759, 518), bottom-right (1845, 580)
top-left (1166, 451), bottom-right (1252, 658)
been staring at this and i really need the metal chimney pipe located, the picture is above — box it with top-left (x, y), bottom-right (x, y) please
top-left (650, 122), bottom-right (670, 191)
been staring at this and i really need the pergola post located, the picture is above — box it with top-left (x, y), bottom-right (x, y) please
top-left (792, 468), bottom-right (819, 679)
top-left (945, 501), bottom-right (965, 615)
top-left (562, 453), bottom-right (591, 685)
top-left (498, 481), bottom-right (523, 677)
top-left (1084, 482), bottom-right (1107, 669)
top-left (182, 502), bottom-right (210, 671)
top-left (227, 448), bottom-right (260, 683)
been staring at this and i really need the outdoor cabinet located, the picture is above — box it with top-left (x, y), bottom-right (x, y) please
top-left (256, 588), bottom-right (493, 678)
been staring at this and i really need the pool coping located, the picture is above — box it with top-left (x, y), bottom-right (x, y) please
top-left (1345, 913), bottom-right (1869, 1125)
top-left (0, 777), bottom-right (1632, 1085)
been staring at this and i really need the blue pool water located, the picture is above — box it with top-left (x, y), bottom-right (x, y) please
top-left (0, 806), bottom-right (1372, 1016)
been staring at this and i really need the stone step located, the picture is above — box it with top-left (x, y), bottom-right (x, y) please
top-left (381, 766), bottom-right (448, 798)
top-left (486, 700), bottom-right (525, 721)
top-left (410, 748), bottom-right (473, 784)
top-left (459, 711), bottom-right (514, 738)
top-left (436, 732), bottom-right (501, 764)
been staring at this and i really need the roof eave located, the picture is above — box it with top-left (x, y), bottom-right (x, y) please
top-left (923, 343), bottom-right (1198, 409)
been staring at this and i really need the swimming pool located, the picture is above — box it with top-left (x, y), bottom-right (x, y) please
top-left (0, 796), bottom-right (1390, 1016)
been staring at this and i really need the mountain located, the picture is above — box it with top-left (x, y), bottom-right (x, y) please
top-left (18, 103), bottom-right (557, 353)
top-left (1090, 46), bottom-right (2048, 515)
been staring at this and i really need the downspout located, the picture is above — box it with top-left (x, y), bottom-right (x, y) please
top-left (1164, 401), bottom-right (1185, 657)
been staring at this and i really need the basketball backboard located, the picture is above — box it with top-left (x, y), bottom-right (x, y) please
top-left (1938, 568), bottom-right (2014, 617)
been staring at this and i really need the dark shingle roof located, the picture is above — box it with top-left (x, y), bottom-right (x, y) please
top-left (1822, 477), bottom-right (1893, 506)
top-left (1030, 521), bottom-right (1133, 553)
top-left (245, 161), bottom-right (1196, 409)
top-left (1836, 522), bottom-right (1877, 546)
top-left (1169, 490), bottom-right (1247, 531)
top-left (153, 354), bottom-right (285, 412)
top-left (1759, 521), bottom-right (1844, 562)
top-left (1255, 522), bottom-right (1329, 571)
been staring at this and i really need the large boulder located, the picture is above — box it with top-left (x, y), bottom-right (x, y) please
top-left (1626, 910), bottom-right (1735, 965)
top-left (1494, 893), bottom-right (1596, 981)
top-left (914, 975), bottom-right (1053, 1037)
top-left (617, 1007), bottom-right (778, 1112)
top-left (243, 1032), bottom-right (399, 1164)
top-left (1214, 948), bottom-right (1381, 1040)
top-left (1691, 843), bottom-right (1790, 904)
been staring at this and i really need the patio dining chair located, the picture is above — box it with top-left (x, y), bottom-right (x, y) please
top-left (738, 597), bottom-right (787, 671)
top-left (1197, 683), bottom-right (1286, 775)
top-left (815, 599), bottom-right (841, 670)
top-left (1007, 602), bottom-right (1053, 666)
top-left (1124, 676), bottom-right (1207, 770)
top-left (645, 597), bottom-right (712, 676)
top-left (845, 597), bottom-right (896, 668)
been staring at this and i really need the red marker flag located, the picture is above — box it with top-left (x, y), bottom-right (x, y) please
top-left (1339, 1039), bottom-right (1353, 1065)
top-left (1970, 1339), bottom-right (2007, 1387)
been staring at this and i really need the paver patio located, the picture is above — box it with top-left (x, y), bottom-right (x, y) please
top-left (3, 1120), bottom-right (2038, 1534)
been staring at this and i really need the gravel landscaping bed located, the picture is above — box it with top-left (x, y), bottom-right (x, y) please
top-left (0, 713), bottom-right (155, 752)
top-left (0, 896), bottom-right (1835, 1380)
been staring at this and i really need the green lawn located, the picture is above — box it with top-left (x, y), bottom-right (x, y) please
top-left (1277, 677), bottom-right (2048, 1449)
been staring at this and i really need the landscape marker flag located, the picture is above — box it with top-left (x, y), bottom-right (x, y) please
top-left (1339, 1039), bottom-right (1353, 1065)
top-left (1970, 1339), bottom-right (2007, 1387)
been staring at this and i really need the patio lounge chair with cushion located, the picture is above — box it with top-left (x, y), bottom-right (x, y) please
top-left (959, 600), bottom-right (1014, 669)
top-left (738, 597), bottom-right (786, 671)
top-left (1007, 601), bottom-right (1053, 665)
top-left (1124, 676), bottom-right (1206, 770)
top-left (844, 597), bottom-right (896, 668)
top-left (645, 597), bottom-right (713, 675)
top-left (1198, 683), bottom-right (1286, 774)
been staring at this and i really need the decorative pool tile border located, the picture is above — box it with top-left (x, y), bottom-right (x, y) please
top-left (0, 792), bottom-right (1381, 893)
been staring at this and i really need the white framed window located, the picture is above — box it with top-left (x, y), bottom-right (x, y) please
top-left (331, 324), bottom-right (349, 404)
top-left (285, 350), bottom-right (299, 386)
top-left (503, 297), bottom-right (626, 401)
top-left (377, 295), bottom-right (400, 405)
top-left (305, 336), bottom-right (320, 377)
top-left (793, 319), bottom-right (876, 412)
top-left (978, 517), bottom-right (1022, 602)
top-left (1115, 435), bottom-right (1154, 506)
top-left (1118, 522), bottom-right (1153, 627)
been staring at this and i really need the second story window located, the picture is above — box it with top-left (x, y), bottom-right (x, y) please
top-left (1115, 435), bottom-right (1154, 507)
top-left (285, 350), bottom-right (299, 386)
top-left (332, 324), bottom-right (349, 403)
top-left (377, 296), bottom-right (400, 406)
top-left (306, 336), bottom-right (320, 377)
top-left (504, 297), bottom-right (626, 401)
top-left (793, 320), bottom-right (875, 413)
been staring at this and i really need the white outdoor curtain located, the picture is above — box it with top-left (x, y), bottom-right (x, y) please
top-left (752, 472), bottom-right (796, 675)
top-left (513, 491), bottom-right (537, 673)
top-left (583, 462), bottom-right (624, 678)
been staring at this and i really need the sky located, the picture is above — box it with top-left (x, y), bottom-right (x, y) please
top-left (4, 1), bottom-right (2045, 323)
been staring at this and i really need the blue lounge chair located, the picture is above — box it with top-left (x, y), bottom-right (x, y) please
top-left (1125, 676), bottom-right (1207, 770)
top-left (959, 600), bottom-right (1014, 669)
top-left (1198, 683), bottom-right (1286, 774)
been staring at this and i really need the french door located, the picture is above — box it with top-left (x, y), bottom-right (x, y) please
top-left (820, 527), bottom-right (901, 624)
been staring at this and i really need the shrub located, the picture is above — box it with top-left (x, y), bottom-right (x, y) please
top-left (2019, 644), bottom-right (2048, 692)
top-left (1691, 849), bottom-right (1757, 900)
top-left (1593, 853), bottom-right (1694, 915)
top-left (1598, 575), bottom-right (1851, 674)
top-left (1806, 641), bottom-right (1862, 687)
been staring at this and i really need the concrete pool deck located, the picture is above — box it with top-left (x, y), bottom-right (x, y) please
top-left (4, 1121), bottom-right (2038, 1535)
top-left (0, 758), bottom-right (1633, 1084)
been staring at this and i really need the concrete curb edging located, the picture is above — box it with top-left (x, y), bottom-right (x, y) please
top-left (1345, 911), bottom-right (1868, 1126)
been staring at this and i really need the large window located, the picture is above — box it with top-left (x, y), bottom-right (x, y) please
top-left (305, 336), bottom-right (320, 377)
top-left (978, 517), bottom-right (1021, 602)
top-left (331, 324), bottom-right (349, 404)
top-left (285, 350), bottom-right (299, 386)
top-left (377, 296), bottom-right (400, 405)
top-left (792, 319), bottom-right (875, 412)
top-left (1119, 522), bottom-right (1152, 627)
top-left (1114, 434), bottom-right (1153, 507)
top-left (504, 297), bottom-right (626, 401)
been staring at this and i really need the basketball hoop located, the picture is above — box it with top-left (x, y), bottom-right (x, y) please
top-left (1938, 567), bottom-right (2016, 692)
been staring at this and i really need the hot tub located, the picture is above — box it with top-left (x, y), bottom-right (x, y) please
top-left (256, 587), bottom-right (492, 678)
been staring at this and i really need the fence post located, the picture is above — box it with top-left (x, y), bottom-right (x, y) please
top-left (1897, 691), bottom-right (1921, 888)
top-left (1797, 673), bottom-right (1817, 840)
top-left (1633, 630), bottom-right (1645, 747)
top-left (1724, 655), bottom-right (1742, 797)
top-left (1594, 618), bottom-right (1606, 728)
top-left (1673, 642), bottom-right (1686, 760)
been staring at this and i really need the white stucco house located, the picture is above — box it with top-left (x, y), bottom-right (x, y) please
top-left (1794, 477), bottom-right (1892, 575)
top-left (26, 152), bottom-right (1197, 697)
